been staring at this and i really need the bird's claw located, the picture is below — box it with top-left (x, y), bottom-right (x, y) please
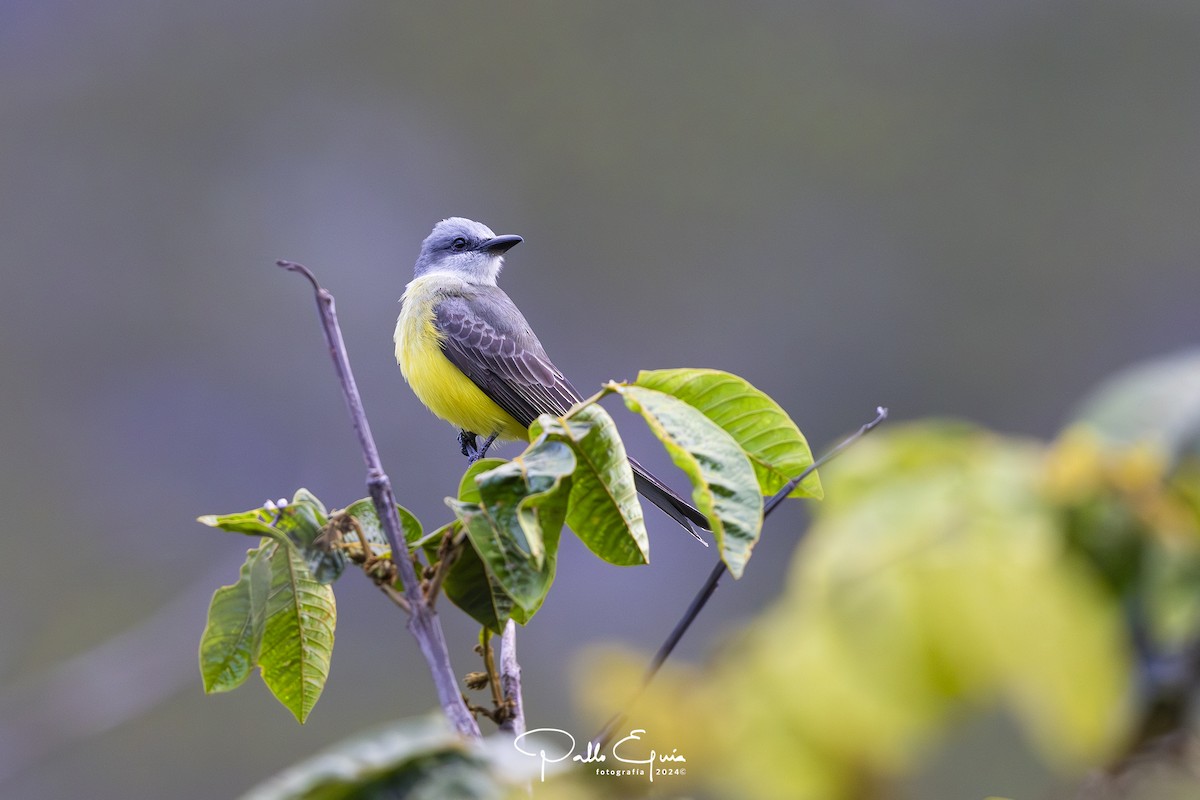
top-left (458, 430), bottom-right (480, 459)
top-left (459, 430), bottom-right (498, 464)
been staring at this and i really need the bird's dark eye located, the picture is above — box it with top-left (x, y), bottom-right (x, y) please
top-left (451, 237), bottom-right (468, 251)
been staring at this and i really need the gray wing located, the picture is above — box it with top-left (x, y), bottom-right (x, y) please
top-left (433, 288), bottom-right (583, 428)
top-left (435, 287), bottom-right (711, 536)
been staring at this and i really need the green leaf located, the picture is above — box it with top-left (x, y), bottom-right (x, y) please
top-left (340, 497), bottom-right (424, 558)
top-left (424, 460), bottom-right (516, 633)
top-left (458, 458), bottom-right (509, 503)
top-left (449, 438), bottom-right (574, 612)
top-left (613, 384), bottom-right (764, 578)
top-left (284, 489), bottom-right (329, 547)
top-left (277, 490), bottom-right (341, 583)
top-left (258, 541), bottom-right (337, 723)
top-left (636, 368), bottom-right (823, 499)
top-left (197, 538), bottom-right (337, 722)
top-left (419, 521), bottom-right (457, 562)
top-left (438, 536), bottom-right (517, 634)
top-left (241, 714), bottom-right (503, 800)
top-left (530, 405), bottom-right (650, 566)
top-left (197, 506), bottom-right (290, 543)
top-left (199, 543), bottom-right (272, 693)
top-left (198, 489), bottom-right (327, 543)
top-left (506, 463), bottom-right (567, 626)
top-left (198, 490), bottom-right (348, 583)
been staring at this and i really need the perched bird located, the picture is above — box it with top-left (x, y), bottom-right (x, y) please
top-left (394, 217), bottom-right (708, 540)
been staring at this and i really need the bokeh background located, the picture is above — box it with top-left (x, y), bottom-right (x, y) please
top-left (2, 2), bottom-right (1198, 798)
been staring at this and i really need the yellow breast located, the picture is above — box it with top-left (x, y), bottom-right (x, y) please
top-left (394, 275), bottom-right (527, 441)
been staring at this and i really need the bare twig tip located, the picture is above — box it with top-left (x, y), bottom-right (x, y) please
top-left (286, 259), bottom-right (481, 739)
top-left (276, 259), bottom-right (320, 291)
top-left (863, 407), bottom-right (889, 431)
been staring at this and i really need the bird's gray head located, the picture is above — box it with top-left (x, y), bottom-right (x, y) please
top-left (413, 217), bottom-right (523, 285)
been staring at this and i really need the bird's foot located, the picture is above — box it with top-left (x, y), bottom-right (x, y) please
top-left (458, 430), bottom-right (480, 459)
top-left (477, 433), bottom-right (499, 461)
top-left (460, 430), bottom-right (501, 464)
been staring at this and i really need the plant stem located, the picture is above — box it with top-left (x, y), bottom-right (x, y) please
top-left (498, 620), bottom-right (525, 737)
top-left (278, 260), bottom-right (481, 739)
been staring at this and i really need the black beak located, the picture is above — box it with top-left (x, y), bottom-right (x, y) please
top-left (479, 234), bottom-right (523, 254)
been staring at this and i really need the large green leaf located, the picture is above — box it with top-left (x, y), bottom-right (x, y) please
top-left (530, 405), bottom-right (650, 566)
top-left (430, 453), bottom-right (567, 631)
top-left (197, 532), bottom-right (337, 722)
top-left (636, 368), bottom-right (823, 499)
top-left (613, 384), bottom-right (764, 578)
top-left (199, 543), bottom-right (272, 693)
top-left (457, 458), bottom-right (509, 502)
top-left (449, 438), bottom-right (574, 611)
top-left (258, 541), bottom-right (337, 724)
top-left (438, 535), bottom-right (517, 634)
top-left (507, 462), bottom-right (567, 625)
top-left (423, 459), bottom-right (517, 633)
top-left (241, 715), bottom-right (504, 800)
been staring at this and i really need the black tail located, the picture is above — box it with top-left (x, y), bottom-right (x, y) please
top-left (627, 456), bottom-right (710, 544)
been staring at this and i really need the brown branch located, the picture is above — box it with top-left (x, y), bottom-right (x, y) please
top-left (278, 259), bottom-right (480, 739)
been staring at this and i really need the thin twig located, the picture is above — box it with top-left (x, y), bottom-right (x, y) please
top-left (498, 620), bottom-right (525, 737)
top-left (423, 526), bottom-right (464, 608)
top-left (379, 583), bottom-right (412, 613)
top-left (481, 630), bottom-right (504, 710)
top-left (592, 407), bottom-right (889, 750)
top-left (278, 259), bottom-right (481, 739)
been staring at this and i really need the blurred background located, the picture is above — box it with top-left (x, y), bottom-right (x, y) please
top-left (2, 1), bottom-right (1198, 797)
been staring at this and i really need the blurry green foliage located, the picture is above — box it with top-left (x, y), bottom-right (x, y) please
top-left (569, 351), bottom-right (1200, 799)
top-left (239, 715), bottom-right (513, 800)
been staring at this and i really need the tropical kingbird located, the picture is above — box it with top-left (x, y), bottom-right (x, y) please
top-left (395, 217), bottom-right (709, 539)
